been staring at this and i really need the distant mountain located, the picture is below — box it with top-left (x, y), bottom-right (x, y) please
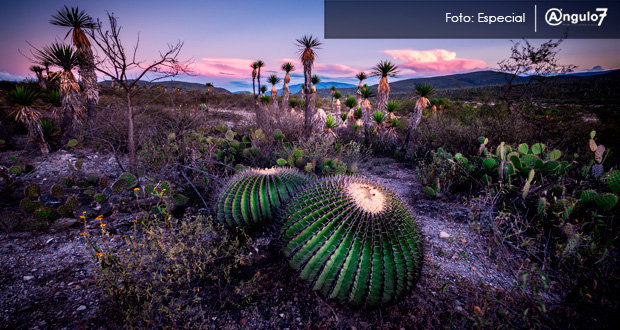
top-left (274, 81), bottom-right (356, 95)
top-left (565, 69), bottom-right (617, 77)
top-left (315, 69), bottom-right (620, 97)
top-left (100, 80), bottom-right (231, 94)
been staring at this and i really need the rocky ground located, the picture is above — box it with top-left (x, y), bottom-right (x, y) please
top-left (0, 150), bottom-right (552, 328)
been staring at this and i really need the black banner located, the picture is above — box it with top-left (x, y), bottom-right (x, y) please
top-left (325, 0), bottom-right (620, 38)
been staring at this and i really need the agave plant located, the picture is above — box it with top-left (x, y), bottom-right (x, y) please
top-left (371, 61), bottom-right (399, 111)
top-left (296, 34), bottom-right (322, 133)
top-left (280, 176), bottom-right (423, 307)
top-left (34, 42), bottom-right (84, 133)
top-left (281, 62), bottom-right (295, 110)
top-left (9, 86), bottom-right (49, 153)
top-left (216, 167), bottom-right (310, 227)
top-left (50, 6), bottom-right (98, 117)
top-left (405, 83), bottom-right (435, 146)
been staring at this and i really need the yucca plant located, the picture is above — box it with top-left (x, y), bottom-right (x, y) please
top-left (343, 95), bottom-right (358, 123)
top-left (260, 84), bottom-right (268, 96)
top-left (250, 62), bottom-right (258, 98)
top-left (259, 94), bottom-right (271, 105)
top-left (324, 114), bottom-right (338, 137)
top-left (405, 83), bottom-right (435, 146)
top-left (360, 85), bottom-right (374, 125)
top-left (333, 91), bottom-right (342, 112)
top-left (355, 72), bottom-right (367, 102)
top-left (205, 82), bottom-right (214, 93)
top-left (268, 75), bottom-right (281, 104)
top-left (50, 6), bottom-right (98, 118)
top-left (9, 86), bottom-right (49, 153)
top-left (30, 65), bottom-right (47, 89)
top-left (296, 34), bottom-right (322, 134)
top-left (289, 98), bottom-right (298, 110)
top-left (385, 100), bottom-right (398, 121)
top-left (281, 62), bottom-right (294, 110)
top-left (311, 75), bottom-right (321, 94)
top-left (372, 111), bottom-right (386, 126)
top-left (34, 42), bottom-right (84, 134)
top-left (216, 167), bottom-right (310, 227)
top-left (371, 61), bottom-right (399, 111)
top-left (255, 60), bottom-right (265, 96)
top-left (280, 176), bottom-right (423, 307)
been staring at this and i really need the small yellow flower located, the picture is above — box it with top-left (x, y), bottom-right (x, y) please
top-left (82, 211), bottom-right (87, 214)
top-left (122, 234), bottom-right (127, 238)
top-left (79, 215), bottom-right (85, 219)
top-left (100, 223), bottom-right (106, 227)
top-left (133, 187), bottom-right (140, 191)
top-left (80, 232), bottom-right (86, 236)
top-left (132, 219), bottom-right (138, 223)
top-left (97, 252), bottom-right (103, 257)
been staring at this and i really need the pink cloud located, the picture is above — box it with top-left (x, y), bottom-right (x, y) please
top-left (280, 58), bottom-right (359, 77)
top-left (192, 58), bottom-right (255, 78)
top-left (383, 49), bottom-right (486, 75)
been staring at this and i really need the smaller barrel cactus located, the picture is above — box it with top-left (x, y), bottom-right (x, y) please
top-left (216, 167), bottom-right (310, 227)
top-left (280, 176), bottom-right (423, 307)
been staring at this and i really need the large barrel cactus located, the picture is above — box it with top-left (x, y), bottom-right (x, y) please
top-left (280, 176), bottom-right (423, 307)
top-left (216, 167), bottom-right (310, 227)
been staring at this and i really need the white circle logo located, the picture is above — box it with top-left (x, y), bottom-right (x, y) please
top-left (545, 8), bottom-right (563, 26)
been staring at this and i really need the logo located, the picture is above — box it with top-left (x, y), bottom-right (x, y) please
top-left (545, 8), bottom-right (608, 26)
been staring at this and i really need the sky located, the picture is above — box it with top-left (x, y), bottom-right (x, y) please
top-left (0, 0), bottom-right (619, 92)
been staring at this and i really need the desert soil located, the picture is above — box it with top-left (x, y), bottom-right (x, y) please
top-left (0, 150), bottom-right (548, 328)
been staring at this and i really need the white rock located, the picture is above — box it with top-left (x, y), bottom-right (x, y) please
top-left (439, 231), bottom-right (451, 239)
top-left (76, 305), bottom-right (86, 312)
top-left (23, 276), bottom-right (34, 281)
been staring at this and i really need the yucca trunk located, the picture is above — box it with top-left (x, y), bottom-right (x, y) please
top-left (356, 81), bottom-right (363, 104)
top-left (34, 72), bottom-right (47, 89)
top-left (303, 63), bottom-right (313, 134)
top-left (361, 98), bottom-right (371, 125)
top-left (404, 97), bottom-right (429, 146)
top-left (271, 86), bottom-right (277, 103)
top-left (377, 76), bottom-right (390, 110)
top-left (335, 99), bottom-right (341, 112)
top-left (79, 48), bottom-right (98, 119)
top-left (282, 72), bottom-right (290, 111)
top-left (59, 70), bottom-right (84, 138)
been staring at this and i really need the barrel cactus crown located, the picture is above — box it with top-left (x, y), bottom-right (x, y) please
top-left (216, 167), bottom-right (310, 227)
top-left (280, 176), bottom-right (423, 307)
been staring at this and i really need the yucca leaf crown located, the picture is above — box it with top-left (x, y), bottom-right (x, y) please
top-left (216, 167), bottom-right (310, 227)
top-left (280, 176), bottom-right (423, 307)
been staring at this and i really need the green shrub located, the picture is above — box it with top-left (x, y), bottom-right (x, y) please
top-left (280, 176), bottom-right (423, 307)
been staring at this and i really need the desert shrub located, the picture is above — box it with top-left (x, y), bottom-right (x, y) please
top-left (88, 215), bottom-right (254, 327)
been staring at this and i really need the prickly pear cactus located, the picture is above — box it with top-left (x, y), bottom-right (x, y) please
top-left (280, 176), bottom-right (423, 307)
top-left (216, 167), bottom-right (310, 227)
top-left (605, 170), bottom-right (620, 194)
